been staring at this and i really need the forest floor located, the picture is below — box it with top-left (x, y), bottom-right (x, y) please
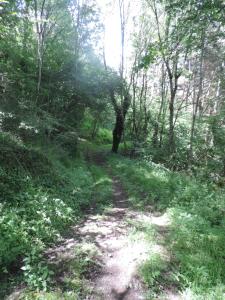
top-left (4, 147), bottom-right (225, 300)
top-left (7, 151), bottom-right (179, 300)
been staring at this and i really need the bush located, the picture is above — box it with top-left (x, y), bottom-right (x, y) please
top-left (0, 167), bottom-right (29, 202)
top-left (55, 132), bottom-right (78, 156)
top-left (95, 128), bottom-right (112, 144)
top-left (1, 114), bottom-right (20, 133)
top-left (0, 184), bottom-right (75, 266)
top-left (22, 249), bottom-right (54, 291)
top-left (0, 132), bottom-right (53, 175)
top-left (0, 133), bottom-right (60, 193)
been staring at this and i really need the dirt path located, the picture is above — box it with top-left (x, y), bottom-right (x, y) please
top-left (87, 176), bottom-right (148, 300)
top-left (84, 152), bottom-right (149, 298)
top-left (77, 175), bottom-right (177, 300)
top-left (45, 173), bottom-right (151, 300)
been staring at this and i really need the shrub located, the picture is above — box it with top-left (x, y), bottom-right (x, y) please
top-left (95, 128), bottom-right (112, 144)
top-left (1, 114), bottom-right (20, 133)
top-left (22, 249), bottom-right (54, 291)
top-left (55, 132), bottom-right (78, 156)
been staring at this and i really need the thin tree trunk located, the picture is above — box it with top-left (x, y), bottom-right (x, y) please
top-left (34, 0), bottom-right (47, 101)
top-left (188, 32), bottom-right (205, 165)
top-left (153, 64), bottom-right (166, 147)
top-left (166, 61), bottom-right (179, 153)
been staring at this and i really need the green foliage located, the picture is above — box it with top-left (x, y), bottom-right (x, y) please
top-left (22, 243), bottom-right (99, 299)
top-left (95, 128), bottom-right (112, 144)
top-left (140, 253), bottom-right (166, 288)
top-left (0, 0), bottom-right (114, 149)
top-left (22, 249), bottom-right (54, 291)
top-left (21, 292), bottom-right (79, 300)
top-left (0, 132), bottom-right (55, 182)
top-left (1, 0), bottom-right (225, 297)
top-left (80, 109), bottom-right (113, 143)
top-left (0, 134), bottom-right (112, 298)
top-left (55, 132), bottom-right (78, 156)
top-left (1, 114), bottom-right (20, 133)
top-left (138, 43), bottom-right (159, 69)
top-left (170, 208), bottom-right (225, 289)
top-left (0, 183), bottom-right (74, 267)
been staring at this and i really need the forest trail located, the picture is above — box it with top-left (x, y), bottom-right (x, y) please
top-left (43, 176), bottom-right (145, 299)
top-left (75, 151), bottom-right (150, 299)
top-left (87, 175), bottom-right (149, 300)
top-left (73, 154), bottom-right (177, 300)
top-left (45, 152), bottom-right (176, 300)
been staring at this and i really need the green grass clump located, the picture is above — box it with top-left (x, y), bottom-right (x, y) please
top-left (21, 292), bottom-right (79, 300)
top-left (140, 253), bottom-right (167, 291)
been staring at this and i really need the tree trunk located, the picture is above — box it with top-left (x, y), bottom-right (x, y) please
top-left (112, 111), bottom-right (124, 153)
top-left (91, 119), bottom-right (99, 139)
top-left (155, 63), bottom-right (166, 147)
top-left (152, 122), bottom-right (159, 146)
top-left (165, 56), bottom-right (180, 154)
top-left (169, 90), bottom-right (175, 152)
top-left (188, 32), bottom-right (205, 165)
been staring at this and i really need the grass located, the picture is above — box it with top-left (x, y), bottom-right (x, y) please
top-left (107, 154), bottom-right (225, 299)
top-left (126, 213), bottom-right (176, 299)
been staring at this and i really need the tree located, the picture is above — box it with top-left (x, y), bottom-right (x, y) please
top-left (0, 0), bottom-right (111, 141)
top-left (104, 0), bottom-right (131, 153)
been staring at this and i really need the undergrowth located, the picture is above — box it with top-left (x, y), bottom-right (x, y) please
top-left (23, 242), bottom-right (101, 300)
top-left (0, 133), bottom-right (112, 298)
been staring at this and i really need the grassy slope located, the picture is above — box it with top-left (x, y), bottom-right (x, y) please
top-left (0, 134), bottom-right (113, 298)
top-left (107, 154), bottom-right (225, 300)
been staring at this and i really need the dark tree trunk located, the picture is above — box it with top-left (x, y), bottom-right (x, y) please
top-left (222, 158), bottom-right (225, 177)
top-left (112, 111), bottom-right (124, 153)
top-left (169, 90), bottom-right (175, 152)
top-left (167, 65), bottom-right (180, 154)
top-left (152, 122), bottom-right (159, 147)
top-left (91, 119), bottom-right (99, 139)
